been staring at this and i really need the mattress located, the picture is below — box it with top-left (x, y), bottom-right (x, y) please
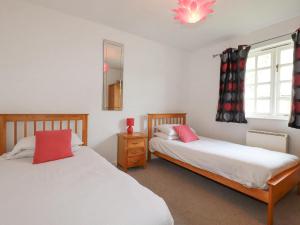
top-left (0, 147), bottom-right (173, 225)
top-left (150, 136), bottom-right (299, 189)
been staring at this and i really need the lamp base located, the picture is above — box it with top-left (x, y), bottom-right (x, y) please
top-left (127, 126), bottom-right (133, 134)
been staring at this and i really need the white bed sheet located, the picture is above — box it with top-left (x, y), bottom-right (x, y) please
top-left (150, 136), bottom-right (299, 189)
top-left (0, 147), bottom-right (173, 225)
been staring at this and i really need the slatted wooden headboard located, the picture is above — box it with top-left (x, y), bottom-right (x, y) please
top-left (147, 113), bottom-right (186, 160)
top-left (0, 114), bottom-right (88, 155)
top-left (147, 113), bottom-right (187, 139)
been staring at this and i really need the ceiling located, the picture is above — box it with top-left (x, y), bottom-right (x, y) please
top-left (24, 0), bottom-right (300, 51)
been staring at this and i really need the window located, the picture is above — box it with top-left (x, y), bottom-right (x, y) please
top-left (245, 41), bottom-right (293, 119)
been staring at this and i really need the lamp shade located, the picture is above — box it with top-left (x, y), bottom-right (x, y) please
top-left (126, 118), bottom-right (134, 126)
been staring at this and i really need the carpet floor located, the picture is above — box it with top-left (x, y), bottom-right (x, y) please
top-left (128, 158), bottom-right (300, 225)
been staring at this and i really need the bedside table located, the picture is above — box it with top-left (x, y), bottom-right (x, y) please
top-left (117, 132), bottom-right (147, 171)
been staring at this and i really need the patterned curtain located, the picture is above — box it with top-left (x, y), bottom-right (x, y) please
top-left (289, 29), bottom-right (300, 128)
top-left (216, 45), bottom-right (251, 123)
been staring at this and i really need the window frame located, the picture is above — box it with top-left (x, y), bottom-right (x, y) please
top-left (245, 40), bottom-right (293, 120)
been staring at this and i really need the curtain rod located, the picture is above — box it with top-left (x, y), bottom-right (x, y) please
top-left (212, 31), bottom-right (295, 58)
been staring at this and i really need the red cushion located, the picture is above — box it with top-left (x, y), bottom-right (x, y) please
top-left (33, 129), bottom-right (73, 164)
top-left (173, 125), bottom-right (199, 143)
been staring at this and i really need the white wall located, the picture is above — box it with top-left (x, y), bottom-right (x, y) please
top-left (0, 0), bottom-right (187, 162)
top-left (184, 16), bottom-right (300, 156)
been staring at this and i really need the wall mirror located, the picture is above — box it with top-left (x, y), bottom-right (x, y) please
top-left (103, 40), bottom-right (124, 111)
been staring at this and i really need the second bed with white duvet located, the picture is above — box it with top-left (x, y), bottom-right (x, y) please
top-left (150, 136), bottom-right (299, 189)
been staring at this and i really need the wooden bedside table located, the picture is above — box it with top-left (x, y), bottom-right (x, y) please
top-left (117, 132), bottom-right (147, 171)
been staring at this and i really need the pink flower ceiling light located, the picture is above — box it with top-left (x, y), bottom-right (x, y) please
top-left (173, 0), bottom-right (216, 24)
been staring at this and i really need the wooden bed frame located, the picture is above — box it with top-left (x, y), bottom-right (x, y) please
top-left (0, 114), bottom-right (88, 155)
top-left (147, 113), bottom-right (300, 225)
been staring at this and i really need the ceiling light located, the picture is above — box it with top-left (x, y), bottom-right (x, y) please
top-left (173, 0), bottom-right (216, 24)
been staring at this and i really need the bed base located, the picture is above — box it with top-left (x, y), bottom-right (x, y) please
top-left (147, 113), bottom-right (300, 225)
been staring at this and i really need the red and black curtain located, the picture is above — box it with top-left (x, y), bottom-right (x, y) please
top-left (216, 45), bottom-right (251, 123)
top-left (289, 29), bottom-right (300, 129)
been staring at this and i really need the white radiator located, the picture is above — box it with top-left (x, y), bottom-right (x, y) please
top-left (246, 130), bottom-right (288, 153)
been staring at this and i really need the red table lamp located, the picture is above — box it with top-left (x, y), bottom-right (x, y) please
top-left (126, 118), bottom-right (134, 134)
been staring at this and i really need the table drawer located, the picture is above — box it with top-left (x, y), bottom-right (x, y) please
top-left (127, 139), bottom-right (145, 149)
top-left (128, 147), bottom-right (144, 157)
top-left (128, 156), bottom-right (144, 167)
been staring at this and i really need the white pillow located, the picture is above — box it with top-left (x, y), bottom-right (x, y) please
top-left (7, 132), bottom-right (83, 159)
top-left (156, 124), bottom-right (180, 136)
top-left (2, 149), bottom-right (34, 160)
top-left (4, 146), bottom-right (81, 160)
top-left (71, 132), bottom-right (83, 146)
top-left (9, 136), bottom-right (35, 157)
top-left (154, 132), bottom-right (178, 140)
top-left (157, 124), bottom-right (196, 136)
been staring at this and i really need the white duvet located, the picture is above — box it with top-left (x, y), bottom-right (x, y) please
top-left (0, 147), bottom-right (173, 225)
top-left (150, 136), bottom-right (299, 189)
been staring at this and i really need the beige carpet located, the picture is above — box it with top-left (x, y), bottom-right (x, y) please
top-left (128, 158), bottom-right (300, 225)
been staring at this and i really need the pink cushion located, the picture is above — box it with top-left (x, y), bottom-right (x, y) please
top-left (33, 129), bottom-right (73, 164)
top-left (173, 125), bottom-right (199, 143)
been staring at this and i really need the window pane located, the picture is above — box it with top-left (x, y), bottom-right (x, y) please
top-left (257, 53), bottom-right (271, 68)
top-left (257, 84), bottom-right (271, 98)
top-left (278, 99), bottom-right (291, 115)
top-left (280, 48), bottom-right (293, 64)
top-left (280, 82), bottom-right (292, 97)
top-left (245, 85), bottom-right (255, 99)
top-left (280, 65), bottom-right (293, 81)
top-left (256, 99), bottom-right (270, 114)
top-left (245, 71), bottom-right (255, 85)
top-left (246, 57), bottom-right (255, 70)
top-left (245, 100), bottom-right (255, 114)
top-left (257, 69), bottom-right (271, 83)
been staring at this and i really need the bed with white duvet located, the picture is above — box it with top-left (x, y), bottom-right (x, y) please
top-left (150, 136), bottom-right (299, 190)
top-left (0, 147), bottom-right (173, 225)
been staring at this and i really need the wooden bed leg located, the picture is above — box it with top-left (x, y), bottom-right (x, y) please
top-left (267, 185), bottom-right (274, 225)
top-left (267, 202), bottom-right (274, 225)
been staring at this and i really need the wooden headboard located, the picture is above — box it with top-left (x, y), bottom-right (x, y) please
top-left (0, 114), bottom-right (88, 155)
top-left (147, 113), bottom-right (186, 161)
top-left (147, 113), bottom-right (186, 139)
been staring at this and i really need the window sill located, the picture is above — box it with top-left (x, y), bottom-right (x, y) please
top-left (246, 115), bottom-right (289, 121)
